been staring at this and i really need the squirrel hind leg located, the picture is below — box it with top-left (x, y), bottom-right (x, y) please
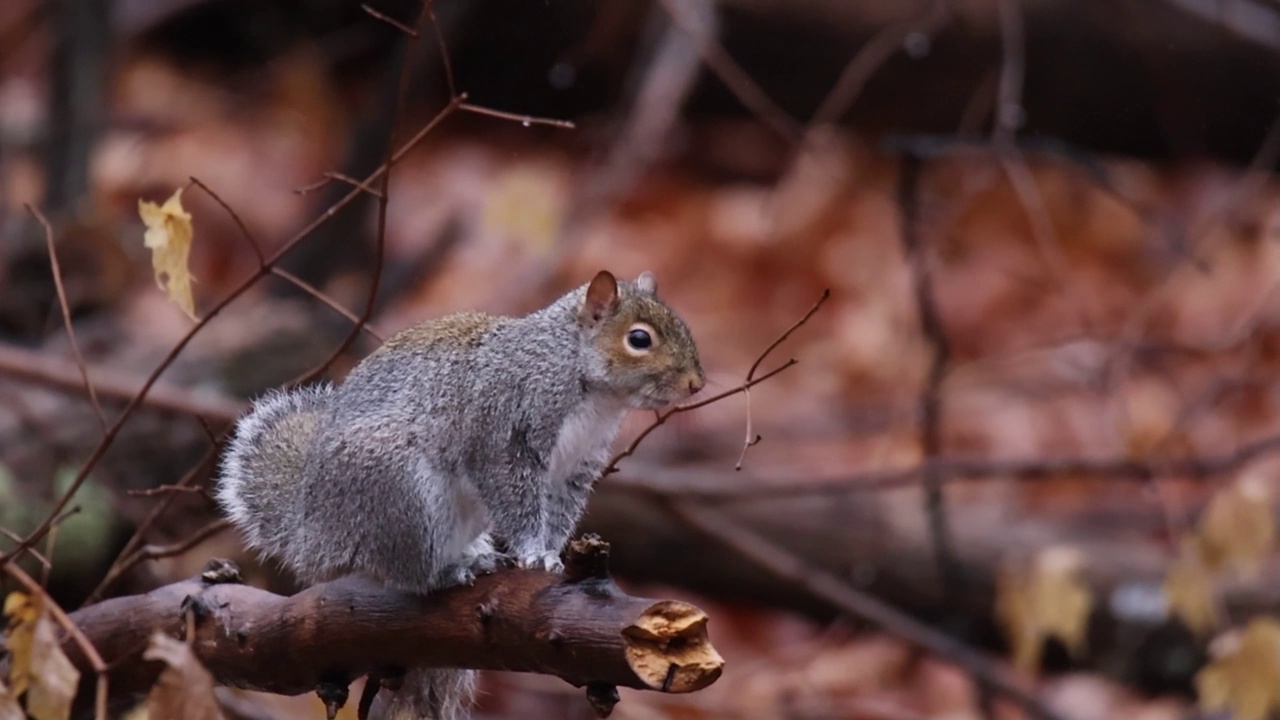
top-left (296, 450), bottom-right (490, 593)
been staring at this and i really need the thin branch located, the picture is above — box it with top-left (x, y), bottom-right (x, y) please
top-left (125, 484), bottom-right (209, 498)
top-left (321, 171), bottom-right (385, 199)
top-left (81, 444), bottom-right (224, 606)
top-left (0, 96), bottom-right (467, 570)
top-left (746, 289), bottom-right (830, 381)
top-left (285, 3), bottom-right (424, 389)
top-left (896, 153), bottom-right (962, 595)
top-left (426, 0), bottom-right (456, 98)
top-left (86, 519), bottom-right (233, 614)
top-left (667, 501), bottom-right (1074, 720)
top-left (192, 414), bottom-right (223, 450)
top-left (0, 529), bottom-right (50, 570)
top-left (599, 285), bottom-right (829, 476)
top-left (991, 0), bottom-right (1096, 334)
top-left (458, 103), bottom-right (576, 129)
top-left (362, 3), bottom-right (418, 36)
top-left (185, 177), bottom-right (264, 266)
top-left (653, 0), bottom-right (800, 143)
top-left (809, 0), bottom-right (951, 127)
top-left (604, 287), bottom-right (829, 477)
top-left (188, 177), bottom-right (385, 342)
top-left (75, 25), bottom-right (468, 609)
top-left (603, 360), bottom-right (798, 478)
top-left (26, 204), bottom-right (107, 432)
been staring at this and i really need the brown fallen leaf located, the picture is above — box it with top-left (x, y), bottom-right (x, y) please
top-left (995, 545), bottom-right (1094, 673)
top-left (2, 591), bottom-right (81, 720)
top-left (1163, 536), bottom-right (1220, 637)
top-left (1195, 617), bottom-right (1280, 720)
top-left (140, 631), bottom-right (225, 720)
top-left (138, 187), bottom-right (198, 320)
top-left (1197, 472), bottom-right (1275, 578)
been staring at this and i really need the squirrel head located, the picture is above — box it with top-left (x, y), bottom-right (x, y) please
top-left (575, 270), bottom-right (705, 409)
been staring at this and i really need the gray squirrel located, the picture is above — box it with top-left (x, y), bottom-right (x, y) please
top-left (215, 269), bottom-right (705, 720)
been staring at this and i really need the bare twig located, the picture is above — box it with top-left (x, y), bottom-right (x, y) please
top-left (668, 501), bottom-right (1074, 720)
top-left (87, 519), bottom-right (233, 612)
top-left (745, 290), bottom-right (830, 381)
top-left (185, 177), bottom-right (264, 266)
top-left (426, 0), bottom-right (457, 98)
top-left (734, 288), bottom-right (831, 469)
top-left (0, 93), bottom-right (471, 570)
top-left (270, 268), bottom-right (388, 339)
top-left (603, 361), bottom-right (797, 478)
top-left (458, 103), bottom-right (576, 129)
top-left (605, 288), bottom-right (828, 477)
top-left (322, 171), bottom-right (385, 199)
top-left (809, 0), bottom-right (950, 127)
top-left (362, 3), bottom-right (418, 36)
top-left (188, 176), bottom-right (386, 342)
top-left (285, 4), bottom-right (425, 390)
top-left (81, 445), bottom-right (223, 606)
top-left (991, 0), bottom-right (1096, 335)
top-left (0, 528), bottom-right (50, 570)
top-left (125, 484), bottom-right (209, 498)
top-left (653, 0), bottom-right (800, 143)
top-left (25, 204), bottom-right (107, 432)
top-left (40, 524), bottom-right (60, 588)
top-left (896, 153), bottom-right (962, 595)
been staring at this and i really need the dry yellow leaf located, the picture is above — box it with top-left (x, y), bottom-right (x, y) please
top-left (142, 631), bottom-right (225, 720)
top-left (2, 591), bottom-right (80, 720)
top-left (3, 591), bottom-right (38, 697)
top-left (1198, 473), bottom-right (1275, 578)
top-left (1163, 536), bottom-right (1219, 637)
top-left (138, 187), bottom-right (197, 320)
top-left (1196, 617), bottom-right (1280, 720)
top-left (995, 546), bottom-right (1094, 673)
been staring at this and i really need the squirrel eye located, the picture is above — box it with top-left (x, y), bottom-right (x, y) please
top-left (626, 328), bottom-right (653, 351)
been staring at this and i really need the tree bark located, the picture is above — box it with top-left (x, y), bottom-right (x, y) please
top-left (28, 539), bottom-right (722, 720)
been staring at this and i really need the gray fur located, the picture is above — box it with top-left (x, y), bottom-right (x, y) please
top-left (215, 272), bottom-right (704, 720)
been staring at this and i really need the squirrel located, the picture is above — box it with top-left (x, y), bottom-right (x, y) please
top-left (215, 269), bottom-right (705, 720)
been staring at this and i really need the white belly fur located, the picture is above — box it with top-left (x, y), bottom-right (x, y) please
top-left (547, 397), bottom-right (626, 482)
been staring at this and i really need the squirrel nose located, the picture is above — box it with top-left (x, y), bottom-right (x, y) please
top-left (687, 374), bottom-right (705, 395)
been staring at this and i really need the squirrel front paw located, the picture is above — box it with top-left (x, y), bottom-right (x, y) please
top-left (433, 552), bottom-right (515, 588)
top-left (515, 551), bottom-right (564, 574)
top-left (432, 561), bottom-right (480, 588)
top-left (467, 551), bottom-right (516, 575)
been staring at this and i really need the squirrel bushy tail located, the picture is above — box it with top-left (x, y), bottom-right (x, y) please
top-left (216, 384), bottom-right (332, 561)
top-left (218, 385), bottom-right (477, 720)
top-left (379, 669), bottom-right (476, 720)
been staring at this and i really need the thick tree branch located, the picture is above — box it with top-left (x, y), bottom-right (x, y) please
top-left (36, 547), bottom-right (723, 719)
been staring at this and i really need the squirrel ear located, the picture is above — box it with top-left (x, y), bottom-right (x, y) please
top-left (636, 271), bottom-right (658, 296)
top-left (579, 270), bottom-right (620, 327)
